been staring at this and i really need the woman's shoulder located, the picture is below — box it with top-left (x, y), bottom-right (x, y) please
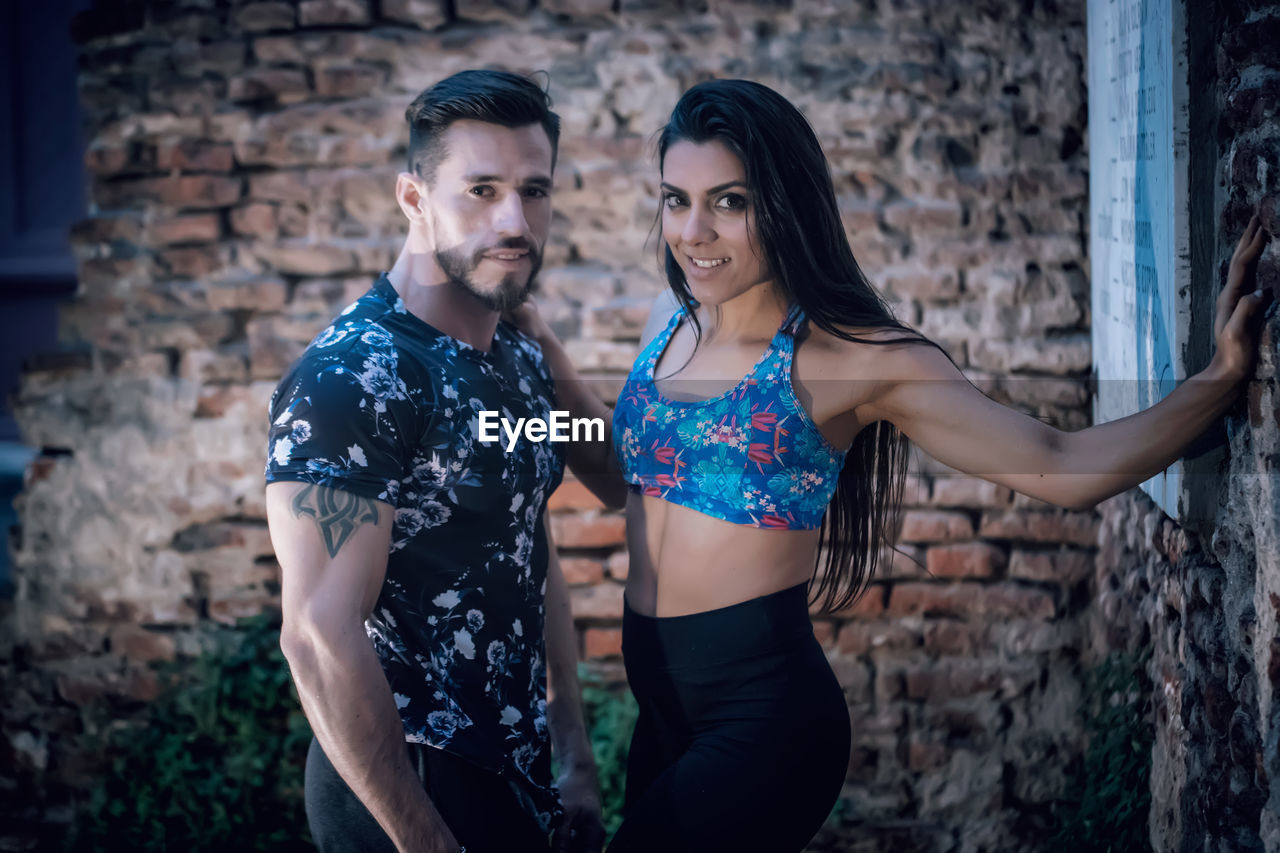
top-left (637, 288), bottom-right (684, 350)
top-left (799, 320), bottom-right (953, 381)
top-left (801, 320), bottom-right (928, 355)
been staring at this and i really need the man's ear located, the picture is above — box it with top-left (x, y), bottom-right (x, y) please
top-left (396, 171), bottom-right (430, 226)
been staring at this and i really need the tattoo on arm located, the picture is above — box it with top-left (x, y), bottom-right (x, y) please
top-left (289, 485), bottom-right (381, 558)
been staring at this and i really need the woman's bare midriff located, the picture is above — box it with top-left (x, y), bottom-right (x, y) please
top-left (622, 491), bottom-right (822, 617)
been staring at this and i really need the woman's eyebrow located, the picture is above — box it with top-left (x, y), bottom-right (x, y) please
top-left (660, 180), bottom-right (748, 195)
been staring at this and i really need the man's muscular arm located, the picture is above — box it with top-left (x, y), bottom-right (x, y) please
top-left (267, 482), bottom-right (458, 853)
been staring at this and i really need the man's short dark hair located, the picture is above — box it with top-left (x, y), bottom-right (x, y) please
top-left (405, 69), bottom-right (561, 184)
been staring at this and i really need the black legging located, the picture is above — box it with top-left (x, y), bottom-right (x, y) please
top-left (304, 737), bottom-right (549, 853)
top-left (609, 583), bottom-right (851, 853)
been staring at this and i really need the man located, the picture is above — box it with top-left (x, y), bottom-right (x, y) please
top-left (264, 70), bottom-right (603, 853)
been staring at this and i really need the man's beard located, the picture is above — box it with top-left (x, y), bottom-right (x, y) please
top-left (436, 239), bottom-right (541, 313)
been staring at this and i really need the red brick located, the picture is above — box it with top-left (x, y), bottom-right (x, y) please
top-left (229, 68), bottom-right (310, 103)
top-left (159, 245), bottom-right (226, 279)
top-left (158, 174), bottom-right (243, 209)
top-left (57, 666), bottom-right (160, 704)
top-left (209, 593), bottom-right (279, 625)
top-left (828, 658), bottom-right (872, 700)
top-left (876, 544), bottom-right (928, 579)
top-left (874, 667), bottom-right (905, 701)
top-left (315, 64), bottom-right (385, 99)
top-left (978, 510), bottom-right (1100, 546)
top-left (898, 509), bottom-right (975, 543)
top-left (926, 542), bottom-right (1007, 579)
top-left (196, 384), bottom-right (259, 418)
top-left (930, 477), bottom-right (1013, 509)
top-left (1008, 548), bottom-right (1093, 584)
top-left (281, 203), bottom-right (310, 236)
top-left (180, 348), bottom-right (251, 385)
top-left (569, 583), bottom-right (625, 621)
top-left (991, 621), bottom-right (1078, 654)
top-left (253, 242), bottom-right (360, 276)
top-left (108, 626), bottom-right (177, 662)
top-left (156, 140), bottom-right (234, 172)
top-left (888, 582), bottom-right (1055, 621)
top-left (380, 0), bottom-right (449, 26)
top-left (230, 202), bottom-right (280, 238)
top-left (921, 621), bottom-right (987, 655)
top-left (27, 616), bottom-right (103, 662)
top-left (882, 267), bottom-right (962, 301)
top-left (150, 214), bottom-right (221, 246)
top-left (887, 582), bottom-right (980, 618)
top-left (69, 214), bottom-right (143, 245)
top-left (836, 622), bottom-right (918, 656)
top-left (551, 512), bottom-right (626, 549)
top-left (969, 335), bottom-right (1092, 375)
top-left (541, 0), bottom-right (613, 14)
top-left (905, 661), bottom-right (1040, 701)
top-left (585, 297), bottom-right (651, 341)
top-left (884, 198), bottom-right (964, 232)
top-left (250, 172), bottom-right (312, 204)
top-left (981, 584), bottom-right (1057, 620)
top-left (812, 620), bottom-right (836, 650)
top-left (300, 0), bottom-right (372, 25)
top-left (247, 315), bottom-right (322, 379)
top-left (84, 144), bottom-right (130, 176)
top-left (94, 177), bottom-right (163, 209)
top-left (899, 474), bottom-right (929, 507)
top-left (817, 584), bottom-right (886, 619)
top-left (548, 479), bottom-right (605, 512)
top-left (559, 557), bottom-right (604, 586)
top-left (606, 551), bottom-right (629, 580)
top-left (236, 1), bottom-right (296, 30)
top-left (583, 628), bottom-right (622, 659)
top-left (455, 0), bottom-right (533, 21)
top-left (206, 276), bottom-right (288, 312)
top-left (908, 740), bottom-right (951, 771)
top-left (904, 663), bottom-right (991, 701)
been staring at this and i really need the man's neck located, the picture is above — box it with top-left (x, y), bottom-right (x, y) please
top-left (387, 246), bottom-right (501, 352)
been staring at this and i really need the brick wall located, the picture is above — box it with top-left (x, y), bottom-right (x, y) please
top-left (1094, 4), bottom-right (1280, 852)
top-left (0, 1), bottom-right (1098, 849)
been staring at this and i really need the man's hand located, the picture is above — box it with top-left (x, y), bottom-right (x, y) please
top-left (553, 762), bottom-right (605, 853)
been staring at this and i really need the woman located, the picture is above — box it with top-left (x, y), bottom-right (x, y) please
top-left (514, 79), bottom-right (1270, 851)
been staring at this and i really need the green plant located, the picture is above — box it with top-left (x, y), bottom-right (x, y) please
top-left (1051, 651), bottom-right (1154, 853)
top-left (68, 611), bottom-right (313, 852)
top-left (576, 664), bottom-right (639, 841)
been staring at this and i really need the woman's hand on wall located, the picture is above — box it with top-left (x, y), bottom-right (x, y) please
top-left (1210, 212), bottom-right (1272, 383)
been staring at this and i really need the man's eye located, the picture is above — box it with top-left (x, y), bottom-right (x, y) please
top-left (469, 186), bottom-right (495, 198)
top-left (523, 187), bottom-right (549, 199)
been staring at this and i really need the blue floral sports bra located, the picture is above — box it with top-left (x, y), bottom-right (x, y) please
top-left (612, 302), bottom-right (847, 530)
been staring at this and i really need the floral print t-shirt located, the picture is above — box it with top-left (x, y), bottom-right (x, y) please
top-left (265, 275), bottom-right (566, 829)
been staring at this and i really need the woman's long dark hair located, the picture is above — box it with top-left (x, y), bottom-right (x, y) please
top-left (657, 79), bottom-right (947, 613)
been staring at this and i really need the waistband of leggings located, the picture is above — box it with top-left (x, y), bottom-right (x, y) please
top-left (622, 582), bottom-right (814, 669)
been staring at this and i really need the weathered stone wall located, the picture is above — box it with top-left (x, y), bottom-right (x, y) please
top-left (1, 1), bottom-right (1099, 849)
top-left (1093, 4), bottom-right (1280, 852)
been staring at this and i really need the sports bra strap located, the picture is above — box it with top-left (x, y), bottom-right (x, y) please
top-left (781, 303), bottom-right (806, 336)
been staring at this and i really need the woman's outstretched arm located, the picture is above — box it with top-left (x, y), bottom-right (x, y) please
top-left (861, 215), bottom-right (1272, 511)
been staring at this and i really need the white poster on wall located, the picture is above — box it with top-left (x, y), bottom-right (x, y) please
top-left (1087, 0), bottom-right (1192, 520)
